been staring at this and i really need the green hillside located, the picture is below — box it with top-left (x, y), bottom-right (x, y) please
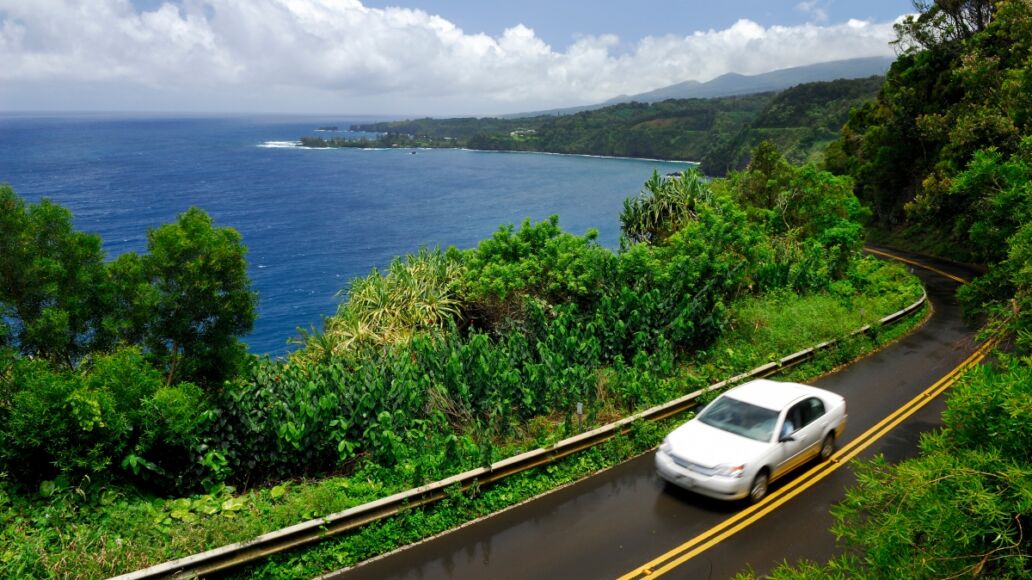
top-left (699, 75), bottom-right (884, 174)
top-left (345, 93), bottom-right (772, 162)
top-left (316, 76), bottom-right (882, 172)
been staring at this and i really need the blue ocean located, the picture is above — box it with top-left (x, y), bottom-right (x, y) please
top-left (0, 114), bottom-right (695, 355)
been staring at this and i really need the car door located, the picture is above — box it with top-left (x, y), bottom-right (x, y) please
top-left (773, 403), bottom-right (807, 478)
top-left (794, 397), bottom-right (826, 462)
top-left (796, 396), bottom-right (829, 456)
top-left (774, 398), bottom-right (827, 477)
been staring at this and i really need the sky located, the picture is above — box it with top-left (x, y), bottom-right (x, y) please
top-left (0, 0), bottom-right (915, 116)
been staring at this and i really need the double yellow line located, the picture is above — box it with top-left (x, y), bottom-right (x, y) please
top-left (620, 338), bottom-right (994, 579)
top-left (619, 251), bottom-right (986, 579)
top-left (866, 247), bottom-right (969, 284)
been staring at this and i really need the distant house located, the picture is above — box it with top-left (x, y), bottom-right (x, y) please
top-left (509, 128), bottom-right (537, 138)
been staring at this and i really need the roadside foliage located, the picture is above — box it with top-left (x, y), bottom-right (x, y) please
top-left (748, 1), bottom-right (1032, 578)
top-left (0, 136), bottom-right (927, 575)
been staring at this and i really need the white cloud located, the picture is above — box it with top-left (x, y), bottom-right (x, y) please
top-left (796, 0), bottom-right (831, 23)
top-left (0, 0), bottom-right (899, 114)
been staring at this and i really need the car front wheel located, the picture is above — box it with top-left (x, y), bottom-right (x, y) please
top-left (749, 471), bottom-right (769, 504)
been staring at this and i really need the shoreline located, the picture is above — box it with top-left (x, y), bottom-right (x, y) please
top-left (259, 140), bottom-right (699, 165)
top-left (456, 147), bottom-right (699, 165)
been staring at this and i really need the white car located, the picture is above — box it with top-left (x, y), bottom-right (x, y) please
top-left (655, 379), bottom-right (847, 503)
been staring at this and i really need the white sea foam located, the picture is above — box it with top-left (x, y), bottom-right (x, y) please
top-left (258, 140), bottom-right (302, 149)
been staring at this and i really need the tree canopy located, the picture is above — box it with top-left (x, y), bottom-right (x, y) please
top-left (139, 207), bottom-right (256, 385)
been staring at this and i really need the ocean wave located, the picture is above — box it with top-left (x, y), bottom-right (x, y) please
top-left (258, 141), bottom-right (337, 150)
top-left (258, 140), bottom-right (302, 149)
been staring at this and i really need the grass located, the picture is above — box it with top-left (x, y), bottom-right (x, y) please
top-left (0, 260), bottom-right (927, 578)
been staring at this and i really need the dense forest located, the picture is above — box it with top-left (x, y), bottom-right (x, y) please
top-left (300, 76), bottom-right (882, 173)
top-left (700, 75), bottom-right (885, 174)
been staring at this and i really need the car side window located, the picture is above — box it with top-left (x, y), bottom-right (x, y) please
top-left (800, 398), bottom-right (825, 427)
top-left (781, 404), bottom-right (803, 437)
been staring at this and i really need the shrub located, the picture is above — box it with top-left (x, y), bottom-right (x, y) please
top-left (0, 347), bottom-right (206, 490)
top-left (460, 215), bottom-right (614, 331)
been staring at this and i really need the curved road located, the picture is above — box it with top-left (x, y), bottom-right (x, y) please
top-left (328, 249), bottom-right (981, 580)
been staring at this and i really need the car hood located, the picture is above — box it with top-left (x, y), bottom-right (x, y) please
top-left (667, 420), bottom-right (769, 467)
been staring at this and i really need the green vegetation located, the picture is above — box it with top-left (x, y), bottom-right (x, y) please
top-left (300, 76), bottom-right (881, 172)
top-left (0, 289), bottom-right (925, 579)
top-left (824, 0), bottom-right (1031, 253)
top-left (831, 359), bottom-right (1032, 578)
top-left (739, 0), bottom-right (1032, 577)
top-left (0, 186), bottom-right (255, 494)
top-left (825, 0), bottom-right (1032, 413)
top-left (0, 138), bottom-right (926, 576)
top-left (97, 0), bottom-right (1029, 576)
top-left (741, 357), bottom-right (1032, 580)
top-left (700, 76), bottom-right (884, 174)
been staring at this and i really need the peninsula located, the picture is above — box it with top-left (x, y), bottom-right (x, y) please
top-left (299, 76), bottom-right (883, 174)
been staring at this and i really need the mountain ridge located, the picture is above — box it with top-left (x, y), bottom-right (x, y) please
top-left (504, 56), bottom-right (893, 118)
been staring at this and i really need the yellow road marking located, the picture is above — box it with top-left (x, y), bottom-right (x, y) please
top-left (866, 247), bottom-right (969, 284)
top-left (618, 337), bottom-right (994, 579)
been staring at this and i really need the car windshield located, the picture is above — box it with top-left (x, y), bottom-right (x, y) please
top-left (698, 396), bottom-right (779, 442)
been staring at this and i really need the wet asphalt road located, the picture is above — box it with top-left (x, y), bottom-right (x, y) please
top-left (327, 250), bottom-right (981, 580)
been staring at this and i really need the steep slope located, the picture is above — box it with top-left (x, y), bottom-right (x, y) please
top-left (700, 75), bottom-right (884, 174)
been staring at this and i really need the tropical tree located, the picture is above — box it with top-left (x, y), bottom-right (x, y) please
top-left (620, 169), bottom-right (710, 245)
top-left (298, 247), bottom-right (463, 360)
top-left (0, 185), bottom-right (112, 366)
top-left (138, 207), bottom-right (256, 386)
top-left (892, 0), bottom-right (997, 53)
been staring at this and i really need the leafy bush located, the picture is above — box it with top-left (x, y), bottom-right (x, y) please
top-left (0, 347), bottom-right (205, 490)
top-left (459, 215), bottom-right (613, 330)
top-left (943, 359), bottom-right (1032, 461)
top-left (206, 163), bottom-right (879, 489)
top-left (824, 357), bottom-right (1032, 579)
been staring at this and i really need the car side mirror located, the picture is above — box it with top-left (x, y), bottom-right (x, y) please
top-left (779, 434), bottom-right (795, 443)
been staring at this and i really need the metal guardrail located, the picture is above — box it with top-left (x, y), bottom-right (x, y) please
top-left (114, 290), bottom-right (928, 579)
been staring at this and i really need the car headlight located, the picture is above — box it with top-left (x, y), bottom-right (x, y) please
top-left (716, 464), bottom-right (745, 479)
top-left (660, 439), bottom-right (672, 454)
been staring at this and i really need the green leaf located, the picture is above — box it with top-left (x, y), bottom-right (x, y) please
top-left (221, 496), bottom-right (247, 512)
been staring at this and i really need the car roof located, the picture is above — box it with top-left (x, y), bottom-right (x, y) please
top-left (721, 379), bottom-right (837, 411)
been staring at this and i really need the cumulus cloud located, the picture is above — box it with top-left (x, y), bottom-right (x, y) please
top-left (0, 0), bottom-right (899, 114)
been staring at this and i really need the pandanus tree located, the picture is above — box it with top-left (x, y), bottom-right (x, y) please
top-left (620, 168), bottom-right (709, 245)
top-left (297, 247), bottom-right (463, 362)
